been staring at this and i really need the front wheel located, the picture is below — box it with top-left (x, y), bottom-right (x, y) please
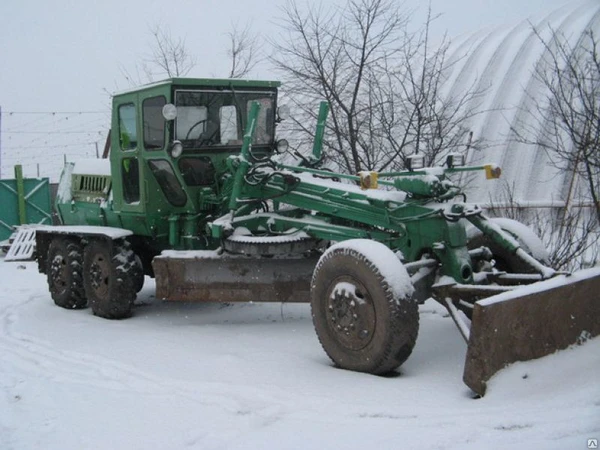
top-left (83, 239), bottom-right (136, 319)
top-left (310, 240), bottom-right (419, 375)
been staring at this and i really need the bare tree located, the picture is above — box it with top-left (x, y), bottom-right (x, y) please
top-left (371, 9), bottom-right (486, 171)
top-left (271, 0), bottom-right (407, 173)
top-left (226, 23), bottom-right (260, 78)
top-left (144, 24), bottom-right (196, 79)
top-left (271, 0), bottom-right (485, 174)
top-left (512, 27), bottom-right (600, 224)
top-left (118, 24), bottom-right (196, 87)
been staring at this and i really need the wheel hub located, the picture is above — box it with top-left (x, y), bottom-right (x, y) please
top-left (326, 277), bottom-right (376, 351)
top-left (89, 255), bottom-right (110, 297)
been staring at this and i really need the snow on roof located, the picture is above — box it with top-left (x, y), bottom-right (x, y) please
top-left (113, 78), bottom-right (281, 96)
top-left (72, 159), bottom-right (111, 176)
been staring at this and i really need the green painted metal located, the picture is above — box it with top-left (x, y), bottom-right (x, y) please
top-left (467, 214), bottom-right (520, 254)
top-left (15, 165), bottom-right (27, 225)
top-left (228, 101), bottom-right (260, 214)
top-left (40, 77), bottom-right (586, 398)
top-left (52, 77), bottom-right (517, 287)
top-left (312, 101), bottom-right (329, 161)
top-left (0, 169), bottom-right (52, 240)
top-left (56, 78), bottom-right (282, 253)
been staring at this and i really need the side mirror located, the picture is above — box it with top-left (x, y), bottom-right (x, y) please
top-left (276, 105), bottom-right (290, 122)
top-left (162, 103), bottom-right (178, 121)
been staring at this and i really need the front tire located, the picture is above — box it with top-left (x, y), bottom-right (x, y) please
top-left (46, 237), bottom-right (87, 309)
top-left (310, 240), bottom-right (419, 375)
top-left (83, 239), bottom-right (136, 319)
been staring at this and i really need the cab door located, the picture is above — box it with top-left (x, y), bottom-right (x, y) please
top-left (111, 94), bottom-right (146, 227)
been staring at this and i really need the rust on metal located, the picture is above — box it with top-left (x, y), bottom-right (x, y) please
top-left (153, 254), bottom-right (318, 303)
top-left (432, 282), bottom-right (516, 304)
top-left (463, 268), bottom-right (600, 396)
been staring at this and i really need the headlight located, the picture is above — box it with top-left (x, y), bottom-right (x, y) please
top-left (162, 103), bottom-right (178, 121)
top-left (446, 153), bottom-right (466, 168)
top-left (169, 140), bottom-right (183, 158)
top-left (406, 154), bottom-right (425, 171)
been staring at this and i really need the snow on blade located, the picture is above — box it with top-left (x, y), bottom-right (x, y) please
top-left (478, 266), bottom-right (600, 307)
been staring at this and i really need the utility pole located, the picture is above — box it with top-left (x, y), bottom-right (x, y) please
top-left (95, 141), bottom-right (99, 158)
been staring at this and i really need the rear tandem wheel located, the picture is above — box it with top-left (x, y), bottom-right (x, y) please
top-left (46, 237), bottom-right (87, 309)
top-left (310, 240), bottom-right (419, 375)
top-left (83, 239), bottom-right (137, 319)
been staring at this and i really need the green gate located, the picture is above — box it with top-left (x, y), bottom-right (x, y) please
top-left (0, 165), bottom-right (52, 241)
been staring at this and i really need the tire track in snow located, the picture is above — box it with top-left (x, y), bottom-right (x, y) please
top-left (0, 291), bottom-right (292, 424)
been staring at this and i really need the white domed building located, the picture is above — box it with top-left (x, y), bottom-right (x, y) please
top-left (443, 0), bottom-right (600, 209)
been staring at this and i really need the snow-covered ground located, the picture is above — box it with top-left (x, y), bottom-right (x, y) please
top-left (1, 257), bottom-right (598, 450)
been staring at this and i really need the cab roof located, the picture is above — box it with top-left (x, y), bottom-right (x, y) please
top-left (114, 77), bottom-right (281, 97)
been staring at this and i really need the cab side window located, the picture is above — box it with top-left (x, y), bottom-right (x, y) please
top-left (143, 96), bottom-right (166, 150)
top-left (119, 104), bottom-right (137, 150)
top-left (122, 157), bottom-right (140, 203)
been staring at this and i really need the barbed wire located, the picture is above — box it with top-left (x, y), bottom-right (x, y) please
top-left (4, 111), bottom-right (106, 114)
top-left (3, 141), bottom-right (100, 150)
top-left (1, 110), bottom-right (111, 181)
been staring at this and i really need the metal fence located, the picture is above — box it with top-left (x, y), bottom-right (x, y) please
top-left (0, 165), bottom-right (53, 241)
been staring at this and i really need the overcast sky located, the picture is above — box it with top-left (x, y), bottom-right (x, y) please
top-left (0, 0), bottom-right (575, 179)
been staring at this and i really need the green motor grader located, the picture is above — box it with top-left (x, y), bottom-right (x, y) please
top-left (30, 78), bottom-right (599, 395)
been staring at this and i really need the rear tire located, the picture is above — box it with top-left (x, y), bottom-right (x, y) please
top-left (83, 239), bottom-right (136, 319)
top-left (467, 218), bottom-right (549, 274)
top-left (310, 240), bottom-right (419, 375)
top-left (461, 218), bottom-right (550, 319)
top-left (46, 237), bottom-right (87, 309)
top-left (132, 254), bottom-right (144, 293)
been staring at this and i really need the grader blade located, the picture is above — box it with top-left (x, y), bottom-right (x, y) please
top-left (464, 267), bottom-right (600, 396)
top-left (153, 251), bottom-right (318, 303)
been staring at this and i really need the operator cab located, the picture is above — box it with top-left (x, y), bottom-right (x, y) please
top-left (110, 78), bottom-right (285, 239)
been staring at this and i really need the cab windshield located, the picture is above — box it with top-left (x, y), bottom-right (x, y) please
top-left (174, 89), bottom-right (276, 149)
